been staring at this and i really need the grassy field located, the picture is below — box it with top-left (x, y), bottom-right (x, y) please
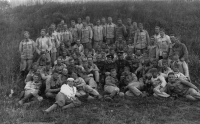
top-left (1, 1), bottom-right (200, 124)
top-left (1, 92), bottom-right (200, 124)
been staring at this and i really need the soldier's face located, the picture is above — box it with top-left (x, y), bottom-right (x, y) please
top-left (96, 20), bottom-right (100, 25)
top-left (57, 59), bottom-right (62, 64)
top-left (107, 58), bottom-right (112, 62)
top-left (71, 73), bottom-right (77, 79)
top-left (78, 19), bottom-right (81, 23)
top-left (32, 65), bottom-right (38, 72)
top-left (71, 22), bottom-right (75, 26)
top-left (70, 60), bottom-right (75, 65)
top-left (139, 24), bottom-right (143, 30)
top-left (86, 17), bottom-right (90, 21)
top-left (162, 53), bottom-right (168, 59)
top-left (119, 55), bottom-right (123, 60)
top-left (33, 75), bottom-right (39, 82)
top-left (168, 74), bottom-right (176, 83)
top-left (83, 62), bottom-right (88, 68)
top-left (24, 32), bottom-right (30, 39)
top-left (150, 39), bottom-right (155, 45)
top-left (51, 25), bottom-right (56, 30)
top-left (133, 22), bottom-right (137, 28)
top-left (101, 18), bottom-right (106, 23)
top-left (155, 28), bottom-right (160, 34)
top-left (68, 81), bottom-right (74, 87)
top-left (111, 70), bottom-right (117, 77)
top-left (117, 20), bottom-right (122, 25)
top-left (136, 50), bottom-right (141, 56)
top-left (62, 69), bottom-right (68, 75)
top-left (170, 36), bottom-right (176, 44)
top-left (127, 19), bottom-right (131, 24)
top-left (53, 73), bottom-right (59, 80)
top-left (160, 31), bottom-right (165, 37)
top-left (41, 31), bottom-right (45, 36)
top-left (173, 54), bottom-right (179, 61)
top-left (64, 25), bottom-right (67, 30)
top-left (125, 74), bottom-right (132, 82)
top-left (88, 58), bottom-right (93, 64)
top-left (83, 22), bottom-right (87, 26)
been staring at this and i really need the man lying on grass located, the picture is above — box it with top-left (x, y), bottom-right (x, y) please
top-left (166, 72), bottom-right (200, 101)
top-left (44, 78), bottom-right (81, 113)
top-left (18, 73), bottom-right (43, 105)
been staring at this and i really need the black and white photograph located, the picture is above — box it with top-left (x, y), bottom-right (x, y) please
top-left (0, 0), bottom-right (200, 124)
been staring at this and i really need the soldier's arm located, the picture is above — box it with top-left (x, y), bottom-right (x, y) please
top-left (134, 32), bottom-right (137, 47)
top-left (123, 25), bottom-right (127, 39)
top-left (182, 61), bottom-right (189, 78)
top-left (89, 27), bottom-right (93, 40)
top-left (47, 37), bottom-right (52, 52)
top-left (135, 63), bottom-right (143, 73)
top-left (35, 38), bottom-right (41, 54)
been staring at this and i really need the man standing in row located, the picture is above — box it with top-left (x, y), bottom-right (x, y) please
top-left (70, 20), bottom-right (80, 45)
top-left (35, 29), bottom-right (52, 62)
top-left (134, 23), bottom-right (150, 53)
top-left (80, 20), bottom-right (93, 50)
top-left (19, 31), bottom-right (36, 76)
top-left (115, 18), bottom-right (127, 41)
top-left (93, 19), bottom-right (104, 50)
top-left (105, 17), bottom-right (116, 45)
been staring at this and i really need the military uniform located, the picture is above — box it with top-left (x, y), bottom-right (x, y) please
top-left (103, 55), bottom-right (117, 74)
top-left (95, 61), bottom-right (105, 73)
top-left (115, 52), bottom-right (129, 79)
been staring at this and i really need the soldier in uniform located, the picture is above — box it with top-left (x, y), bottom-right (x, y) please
top-left (101, 55), bottom-right (117, 87)
top-left (95, 55), bottom-right (105, 88)
top-left (103, 55), bottom-right (117, 75)
top-left (104, 68), bottom-right (120, 101)
top-left (115, 51), bottom-right (129, 80)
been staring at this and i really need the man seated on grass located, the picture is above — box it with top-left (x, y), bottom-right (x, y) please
top-left (44, 78), bottom-right (81, 113)
top-left (170, 53), bottom-right (190, 80)
top-left (71, 72), bottom-right (102, 100)
top-left (149, 68), bottom-right (170, 98)
top-left (158, 51), bottom-right (172, 73)
top-left (104, 69), bottom-right (121, 101)
top-left (167, 72), bottom-right (200, 101)
top-left (18, 73), bottom-right (43, 105)
top-left (53, 56), bottom-right (67, 74)
top-left (87, 55), bottom-right (100, 84)
top-left (79, 60), bottom-right (98, 90)
top-left (45, 71), bottom-right (62, 99)
top-left (123, 71), bottom-right (145, 97)
top-left (120, 66), bottom-right (138, 90)
top-left (25, 62), bottom-right (40, 83)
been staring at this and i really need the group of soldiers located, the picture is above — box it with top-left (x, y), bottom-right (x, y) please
top-left (17, 16), bottom-right (200, 113)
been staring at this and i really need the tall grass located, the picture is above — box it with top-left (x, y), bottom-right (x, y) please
top-left (0, 0), bottom-right (200, 89)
